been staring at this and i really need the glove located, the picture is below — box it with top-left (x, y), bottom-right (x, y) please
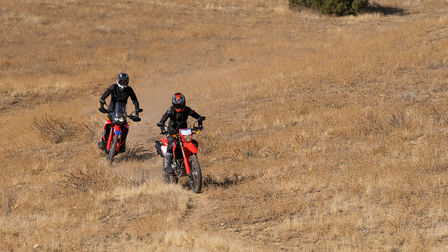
top-left (98, 107), bottom-right (108, 113)
top-left (135, 108), bottom-right (142, 117)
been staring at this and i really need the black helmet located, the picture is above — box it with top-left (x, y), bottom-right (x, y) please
top-left (117, 73), bottom-right (129, 86)
top-left (172, 92), bottom-right (186, 112)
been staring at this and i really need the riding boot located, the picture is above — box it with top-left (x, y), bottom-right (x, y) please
top-left (119, 142), bottom-right (126, 153)
top-left (98, 133), bottom-right (105, 150)
top-left (164, 152), bottom-right (174, 175)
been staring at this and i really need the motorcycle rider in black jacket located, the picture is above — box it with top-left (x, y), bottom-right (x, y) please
top-left (157, 93), bottom-right (205, 176)
top-left (97, 73), bottom-right (141, 152)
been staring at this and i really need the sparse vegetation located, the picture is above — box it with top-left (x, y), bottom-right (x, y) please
top-left (289, 0), bottom-right (369, 15)
top-left (2, 0), bottom-right (448, 251)
top-left (33, 114), bottom-right (94, 143)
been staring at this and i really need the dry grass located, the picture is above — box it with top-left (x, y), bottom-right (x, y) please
top-left (1, 0), bottom-right (448, 251)
top-left (33, 113), bottom-right (94, 143)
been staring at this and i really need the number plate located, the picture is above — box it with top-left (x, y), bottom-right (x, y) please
top-left (179, 128), bottom-right (192, 136)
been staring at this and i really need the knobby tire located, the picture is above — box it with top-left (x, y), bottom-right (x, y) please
top-left (107, 135), bottom-right (119, 163)
top-left (188, 155), bottom-right (202, 193)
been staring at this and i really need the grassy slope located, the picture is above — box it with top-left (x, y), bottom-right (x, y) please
top-left (1, 0), bottom-right (448, 250)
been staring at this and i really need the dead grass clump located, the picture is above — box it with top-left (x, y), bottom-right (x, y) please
top-left (430, 105), bottom-right (448, 126)
top-left (32, 114), bottom-right (94, 143)
top-left (388, 110), bottom-right (407, 129)
top-left (1, 188), bottom-right (17, 215)
top-left (294, 133), bottom-right (318, 149)
top-left (362, 109), bottom-right (411, 136)
top-left (231, 137), bottom-right (260, 159)
top-left (203, 174), bottom-right (256, 189)
top-left (59, 166), bottom-right (123, 193)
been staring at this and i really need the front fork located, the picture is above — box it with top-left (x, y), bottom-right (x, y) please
top-left (106, 125), bottom-right (121, 151)
top-left (180, 141), bottom-right (191, 175)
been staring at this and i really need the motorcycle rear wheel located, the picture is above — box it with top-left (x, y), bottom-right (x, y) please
top-left (188, 155), bottom-right (202, 193)
top-left (107, 135), bottom-right (119, 163)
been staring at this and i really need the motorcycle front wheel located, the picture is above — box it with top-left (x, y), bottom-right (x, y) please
top-left (188, 155), bottom-right (202, 193)
top-left (107, 135), bottom-right (119, 163)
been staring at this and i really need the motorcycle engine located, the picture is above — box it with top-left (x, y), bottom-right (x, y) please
top-left (172, 162), bottom-right (184, 177)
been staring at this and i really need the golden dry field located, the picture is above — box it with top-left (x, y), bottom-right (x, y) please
top-left (1, 0), bottom-right (448, 250)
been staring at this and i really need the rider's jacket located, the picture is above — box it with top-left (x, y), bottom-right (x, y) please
top-left (100, 84), bottom-right (140, 112)
top-left (159, 106), bottom-right (202, 133)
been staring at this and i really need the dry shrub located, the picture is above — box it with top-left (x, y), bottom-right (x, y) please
top-left (60, 166), bottom-right (123, 193)
top-left (1, 188), bottom-right (17, 215)
top-left (361, 109), bottom-right (412, 136)
top-left (289, 0), bottom-right (369, 16)
top-left (203, 173), bottom-right (256, 188)
top-left (32, 114), bottom-right (94, 143)
top-left (231, 137), bottom-right (259, 159)
top-left (294, 133), bottom-right (318, 149)
top-left (430, 105), bottom-right (448, 126)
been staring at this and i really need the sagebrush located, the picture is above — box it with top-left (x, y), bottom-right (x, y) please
top-left (289, 0), bottom-right (369, 15)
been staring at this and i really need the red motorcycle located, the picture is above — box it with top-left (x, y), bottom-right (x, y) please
top-left (155, 121), bottom-right (203, 193)
top-left (98, 101), bottom-right (142, 163)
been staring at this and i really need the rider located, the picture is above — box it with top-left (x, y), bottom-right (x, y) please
top-left (156, 92), bottom-right (206, 176)
top-left (97, 73), bottom-right (141, 152)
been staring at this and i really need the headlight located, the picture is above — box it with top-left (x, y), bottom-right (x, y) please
top-left (183, 134), bottom-right (192, 142)
top-left (114, 117), bottom-right (125, 123)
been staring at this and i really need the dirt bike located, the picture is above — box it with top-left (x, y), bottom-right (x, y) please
top-left (154, 120), bottom-right (203, 193)
top-left (98, 101), bottom-right (142, 163)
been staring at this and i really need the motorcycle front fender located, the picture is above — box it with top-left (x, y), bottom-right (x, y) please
top-left (113, 125), bottom-right (121, 136)
top-left (183, 141), bottom-right (198, 154)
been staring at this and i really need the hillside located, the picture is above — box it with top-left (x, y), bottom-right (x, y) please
top-left (1, 0), bottom-right (448, 250)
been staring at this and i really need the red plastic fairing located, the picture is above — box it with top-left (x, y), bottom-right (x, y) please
top-left (161, 138), bottom-right (168, 146)
top-left (172, 143), bottom-right (177, 159)
top-left (113, 125), bottom-right (121, 152)
top-left (102, 118), bottom-right (112, 141)
top-left (182, 145), bottom-right (194, 175)
top-left (184, 154), bottom-right (191, 175)
top-left (183, 142), bottom-right (198, 154)
top-left (106, 130), bottom-right (114, 150)
top-left (116, 136), bottom-right (121, 152)
top-left (113, 125), bottom-right (121, 135)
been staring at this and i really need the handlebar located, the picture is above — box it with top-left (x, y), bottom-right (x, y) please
top-left (99, 103), bottom-right (143, 122)
top-left (159, 126), bottom-right (203, 136)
